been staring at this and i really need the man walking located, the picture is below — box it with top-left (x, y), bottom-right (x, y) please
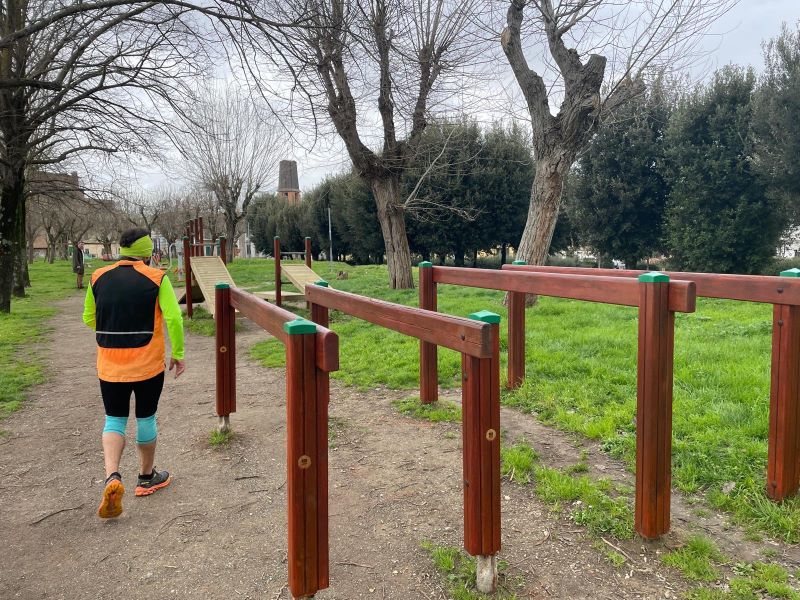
top-left (83, 228), bottom-right (186, 518)
top-left (72, 241), bottom-right (85, 289)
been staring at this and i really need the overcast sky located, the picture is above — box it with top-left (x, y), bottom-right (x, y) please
top-left (129, 2), bottom-right (800, 195)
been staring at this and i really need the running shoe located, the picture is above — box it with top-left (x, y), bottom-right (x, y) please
top-left (97, 473), bottom-right (124, 518)
top-left (135, 467), bottom-right (171, 497)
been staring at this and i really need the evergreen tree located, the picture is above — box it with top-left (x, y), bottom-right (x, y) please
top-left (664, 66), bottom-right (782, 274)
top-left (753, 23), bottom-right (800, 227)
top-left (565, 82), bottom-right (672, 268)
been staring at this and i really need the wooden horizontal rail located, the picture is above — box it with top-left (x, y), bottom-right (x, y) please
top-left (503, 264), bottom-right (800, 306)
top-left (434, 266), bottom-right (696, 313)
top-left (305, 285), bottom-right (493, 358)
top-left (229, 287), bottom-right (339, 372)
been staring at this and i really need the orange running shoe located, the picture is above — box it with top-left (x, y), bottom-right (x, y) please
top-left (97, 473), bottom-right (125, 518)
top-left (135, 467), bottom-right (171, 496)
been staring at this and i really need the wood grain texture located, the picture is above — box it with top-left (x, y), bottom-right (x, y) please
top-left (635, 281), bottom-right (673, 539)
top-left (419, 267), bottom-right (438, 404)
top-left (507, 291), bottom-right (526, 389)
top-left (503, 264), bottom-right (800, 307)
top-left (768, 304), bottom-right (800, 500)
top-left (305, 285), bottom-right (492, 358)
top-left (230, 287), bottom-right (339, 373)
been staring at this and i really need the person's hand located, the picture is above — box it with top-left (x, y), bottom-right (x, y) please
top-left (169, 358), bottom-right (186, 379)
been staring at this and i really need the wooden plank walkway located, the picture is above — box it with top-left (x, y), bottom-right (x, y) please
top-left (177, 257), bottom-right (236, 316)
top-left (282, 264), bottom-right (324, 293)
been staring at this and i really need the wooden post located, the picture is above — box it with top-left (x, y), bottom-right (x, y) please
top-left (215, 283), bottom-right (236, 431)
top-left (463, 310), bottom-right (501, 594)
top-left (635, 272), bottom-right (674, 539)
top-left (198, 217), bottom-right (205, 256)
top-left (189, 218), bottom-right (196, 256)
top-left (419, 261), bottom-right (438, 404)
top-left (507, 260), bottom-right (527, 389)
top-left (220, 237), bottom-right (227, 265)
top-left (274, 236), bottom-right (282, 307)
top-left (305, 237), bottom-right (312, 269)
top-left (311, 281), bottom-right (330, 327)
top-left (182, 236), bottom-right (193, 318)
top-left (767, 268), bottom-right (800, 500)
top-left (285, 317), bottom-right (329, 599)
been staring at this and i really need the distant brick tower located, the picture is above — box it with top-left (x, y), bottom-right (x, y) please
top-left (278, 160), bottom-right (301, 203)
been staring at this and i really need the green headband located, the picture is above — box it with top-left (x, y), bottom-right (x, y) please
top-left (120, 235), bottom-right (154, 259)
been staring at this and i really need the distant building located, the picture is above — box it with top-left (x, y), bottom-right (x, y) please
top-left (277, 160), bottom-right (301, 203)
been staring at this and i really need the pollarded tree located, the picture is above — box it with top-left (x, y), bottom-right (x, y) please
top-left (566, 80), bottom-right (674, 268)
top-left (664, 66), bottom-right (783, 274)
top-left (171, 83), bottom-right (282, 263)
top-left (261, 0), bottom-right (481, 288)
top-left (500, 0), bottom-right (735, 282)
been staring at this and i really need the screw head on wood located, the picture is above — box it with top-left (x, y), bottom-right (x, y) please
top-left (298, 455), bottom-right (312, 469)
top-left (485, 429), bottom-right (497, 441)
top-left (219, 346), bottom-right (228, 353)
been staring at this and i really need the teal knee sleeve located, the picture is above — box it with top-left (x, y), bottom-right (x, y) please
top-left (103, 415), bottom-right (128, 437)
top-left (136, 414), bottom-right (157, 444)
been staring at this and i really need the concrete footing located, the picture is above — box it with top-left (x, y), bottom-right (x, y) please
top-left (217, 415), bottom-right (230, 433)
top-left (476, 554), bottom-right (498, 593)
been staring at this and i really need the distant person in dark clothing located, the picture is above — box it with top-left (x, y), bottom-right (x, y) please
top-left (73, 241), bottom-right (85, 289)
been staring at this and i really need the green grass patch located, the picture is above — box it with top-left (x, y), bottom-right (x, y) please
top-left (421, 541), bottom-right (521, 599)
top-left (209, 428), bottom-right (233, 447)
top-left (689, 562), bottom-right (800, 599)
top-left (243, 261), bottom-right (800, 541)
top-left (1, 260), bottom-right (84, 419)
top-left (185, 306), bottom-right (216, 336)
top-left (392, 397), bottom-right (461, 423)
top-left (661, 536), bottom-right (724, 582)
top-left (501, 440), bottom-right (634, 539)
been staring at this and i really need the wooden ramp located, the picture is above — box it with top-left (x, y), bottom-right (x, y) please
top-left (178, 257), bottom-right (236, 316)
top-left (282, 264), bottom-right (324, 293)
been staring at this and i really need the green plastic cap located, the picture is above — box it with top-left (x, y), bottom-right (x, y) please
top-left (638, 272), bottom-right (669, 283)
top-left (182, 236), bottom-right (188, 240)
top-left (283, 318), bottom-right (317, 335)
top-left (315, 280), bottom-right (329, 287)
top-left (469, 310), bottom-right (501, 324)
top-left (418, 261), bottom-right (433, 268)
top-left (219, 235), bottom-right (226, 239)
top-left (512, 260), bottom-right (527, 265)
top-left (305, 236), bottom-right (311, 240)
top-left (215, 282), bottom-right (230, 289)
top-left (274, 236), bottom-right (280, 240)
top-left (781, 268), bottom-right (800, 278)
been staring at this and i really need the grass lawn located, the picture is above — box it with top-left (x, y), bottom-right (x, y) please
top-left (240, 259), bottom-right (800, 542)
top-left (0, 260), bottom-right (83, 420)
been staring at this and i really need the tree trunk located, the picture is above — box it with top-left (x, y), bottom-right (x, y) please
top-left (224, 213), bottom-right (237, 263)
top-left (511, 154), bottom-right (573, 305)
top-left (472, 249), bottom-right (478, 268)
top-left (500, 243), bottom-right (507, 266)
top-left (0, 171), bottom-right (25, 313)
top-left (371, 177), bottom-right (413, 289)
top-left (27, 232), bottom-right (34, 264)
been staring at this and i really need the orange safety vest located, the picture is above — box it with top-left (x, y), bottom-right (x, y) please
top-left (91, 260), bottom-right (166, 382)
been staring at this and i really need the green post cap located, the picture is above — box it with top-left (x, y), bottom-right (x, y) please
top-left (274, 236), bottom-right (280, 240)
top-left (215, 282), bottom-right (230, 289)
top-left (418, 261), bottom-right (433, 268)
top-left (512, 260), bottom-right (527, 265)
top-left (182, 236), bottom-right (188, 240)
top-left (469, 310), bottom-right (501, 324)
top-left (781, 268), bottom-right (800, 278)
top-left (283, 318), bottom-right (317, 335)
top-left (219, 235), bottom-right (226, 239)
top-left (315, 280), bottom-right (329, 287)
top-left (638, 272), bottom-right (669, 283)
top-left (305, 236), bottom-right (311, 240)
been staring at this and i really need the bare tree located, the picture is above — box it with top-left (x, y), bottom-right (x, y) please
top-left (0, 0), bottom-right (220, 312)
top-left (500, 0), bottom-right (735, 285)
top-left (171, 83), bottom-right (282, 262)
top-left (251, 0), bottom-right (482, 288)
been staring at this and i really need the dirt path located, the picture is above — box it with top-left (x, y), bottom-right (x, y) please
top-left (0, 292), bottom-right (787, 599)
